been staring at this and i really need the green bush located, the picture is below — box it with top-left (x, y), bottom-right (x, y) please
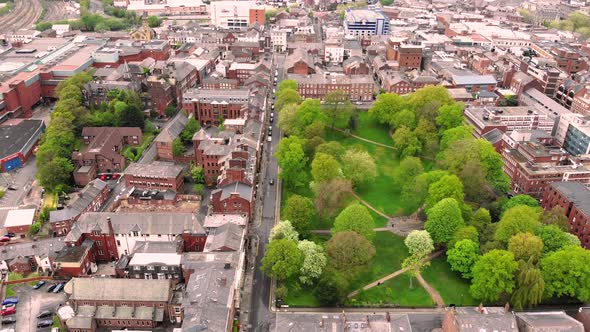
top-left (193, 184), bottom-right (205, 195)
top-left (29, 222), bottom-right (42, 235)
top-left (0, 191), bottom-right (4, 199)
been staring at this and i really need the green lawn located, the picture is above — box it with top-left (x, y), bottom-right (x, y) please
top-left (350, 274), bottom-right (434, 307)
top-left (352, 112), bottom-right (393, 146)
top-left (4, 284), bottom-right (15, 297)
top-left (283, 279), bottom-right (322, 307)
top-left (421, 257), bottom-right (478, 306)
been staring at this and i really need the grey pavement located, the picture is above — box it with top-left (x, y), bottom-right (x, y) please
top-left (6, 282), bottom-right (66, 332)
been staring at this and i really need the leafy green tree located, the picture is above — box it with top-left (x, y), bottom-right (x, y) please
top-left (508, 232), bottom-right (544, 263)
top-left (447, 239), bottom-right (480, 278)
top-left (180, 117), bottom-right (200, 142)
top-left (341, 149), bottom-right (377, 187)
top-left (502, 195), bottom-right (539, 215)
top-left (395, 156), bottom-right (424, 187)
top-left (535, 225), bottom-right (577, 253)
top-left (459, 160), bottom-right (492, 203)
top-left (275, 136), bottom-right (308, 188)
top-left (470, 250), bottom-right (519, 302)
top-left (495, 206), bottom-right (541, 243)
top-left (190, 163), bottom-right (205, 184)
top-left (408, 85), bottom-right (453, 115)
top-left (315, 141), bottom-right (345, 161)
top-left (276, 89), bottom-right (301, 112)
top-left (172, 137), bottom-right (186, 157)
top-left (469, 208), bottom-right (491, 233)
top-left (404, 230), bottom-right (434, 258)
top-left (193, 184), bottom-right (205, 195)
top-left (283, 195), bottom-right (315, 236)
top-left (277, 79), bottom-right (298, 93)
top-left (261, 239), bottom-right (303, 281)
top-left (37, 157), bottom-right (75, 193)
top-left (147, 15), bottom-right (163, 27)
top-left (435, 103), bottom-right (464, 131)
top-left (449, 226), bottom-right (479, 249)
top-left (332, 203), bottom-right (375, 241)
top-left (327, 231), bottom-right (376, 269)
top-left (165, 104), bottom-right (177, 117)
top-left (313, 178), bottom-right (352, 219)
top-left (511, 258), bottom-right (544, 310)
top-left (402, 254), bottom-right (429, 288)
top-left (425, 174), bottom-right (464, 209)
top-left (277, 104), bottom-right (299, 135)
top-left (393, 126), bottom-right (421, 158)
top-left (270, 220), bottom-right (299, 242)
top-left (314, 269), bottom-right (349, 305)
top-left (311, 153), bottom-right (341, 183)
top-left (440, 126), bottom-right (472, 151)
top-left (369, 92), bottom-right (407, 125)
top-left (541, 245), bottom-right (590, 302)
top-left (322, 90), bottom-right (353, 129)
top-left (390, 109), bottom-right (416, 129)
top-left (425, 198), bottom-right (465, 245)
top-left (540, 206), bottom-right (569, 231)
top-left (298, 240), bottom-right (327, 285)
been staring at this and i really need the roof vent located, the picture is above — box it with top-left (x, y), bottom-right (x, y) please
top-left (224, 263), bottom-right (231, 269)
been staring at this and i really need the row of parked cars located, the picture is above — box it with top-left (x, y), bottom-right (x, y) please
top-left (0, 280), bottom-right (65, 328)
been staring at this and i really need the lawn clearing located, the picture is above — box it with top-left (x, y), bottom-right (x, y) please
top-left (352, 111), bottom-right (393, 146)
top-left (350, 274), bottom-right (434, 307)
top-left (283, 279), bottom-right (322, 307)
top-left (421, 256), bottom-right (478, 306)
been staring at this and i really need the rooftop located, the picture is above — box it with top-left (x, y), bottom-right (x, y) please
top-left (550, 182), bottom-right (590, 217)
top-left (0, 119), bottom-right (44, 159)
top-left (515, 311), bottom-right (584, 331)
top-left (125, 161), bottom-right (184, 179)
top-left (65, 278), bottom-right (172, 303)
top-left (129, 252), bottom-right (182, 266)
top-left (49, 179), bottom-right (107, 223)
top-left (203, 214), bottom-right (248, 228)
top-left (345, 8), bottom-right (388, 23)
top-left (274, 312), bottom-right (413, 331)
top-left (4, 209), bottom-right (36, 227)
top-left (450, 306), bottom-right (518, 332)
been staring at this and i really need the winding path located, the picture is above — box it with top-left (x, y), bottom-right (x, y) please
top-left (351, 191), bottom-right (392, 219)
top-left (416, 272), bottom-right (445, 308)
top-left (333, 127), bottom-right (396, 150)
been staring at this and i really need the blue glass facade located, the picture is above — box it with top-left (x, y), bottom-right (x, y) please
top-left (564, 124), bottom-right (590, 156)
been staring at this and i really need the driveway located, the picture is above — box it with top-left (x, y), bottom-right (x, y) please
top-left (4, 282), bottom-right (66, 332)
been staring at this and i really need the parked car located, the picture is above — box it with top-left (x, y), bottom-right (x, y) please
top-left (1, 315), bottom-right (15, 324)
top-left (269, 178), bottom-right (274, 185)
top-left (0, 237), bottom-right (10, 243)
top-left (37, 310), bottom-right (52, 319)
top-left (1, 298), bottom-right (18, 305)
top-left (267, 136), bottom-right (272, 142)
top-left (37, 319), bottom-right (53, 328)
top-left (53, 282), bottom-right (65, 293)
top-left (1, 307), bottom-right (15, 316)
top-left (3, 233), bottom-right (15, 238)
top-left (46, 283), bottom-right (57, 293)
top-left (33, 280), bottom-right (46, 289)
top-left (355, 101), bottom-right (363, 105)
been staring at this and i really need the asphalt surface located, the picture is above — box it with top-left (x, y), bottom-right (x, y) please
top-left (3, 282), bottom-right (66, 332)
top-left (248, 52), bottom-right (285, 332)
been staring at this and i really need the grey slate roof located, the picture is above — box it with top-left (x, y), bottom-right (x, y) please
top-left (0, 237), bottom-right (64, 262)
top-left (0, 119), bottom-right (44, 159)
top-left (550, 181), bottom-right (590, 217)
top-left (204, 222), bottom-right (243, 252)
top-left (125, 161), bottom-right (184, 179)
top-left (515, 311), bottom-right (584, 331)
top-left (217, 182), bottom-right (253, 201)
top-left (50, 179), bottom-right (107, 223)
top-left (452, 74), bottom-right (497, 86)
top-left (65, 278), bottom-right (172, 303)
top-left (450, 307), bottom-right (518, 332)
top-left (154, 111), bottom-right (188, 143)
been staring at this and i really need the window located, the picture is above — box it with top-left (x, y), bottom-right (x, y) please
top-left (96, 240), bottom-right (102, 246)
top-left (133, 231), bottom-right (139, 237)
top-left (147, 265), bottom-right (155, 271)
top-left (117, 240), bottom-right (121, 246)
top-left (134, 266), bottom-right (141, 271)
top-left (161, 266), bottom-right (168, 271)
top-left (98, 250), bottom-right (104, 256)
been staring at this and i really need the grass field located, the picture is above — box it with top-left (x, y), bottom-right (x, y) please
top-left (352, 111), bottom-right (393, 146)
top-left (421, 257), bottom-right (478, 306)
top-left (351, 274), bottom-right (434, 307)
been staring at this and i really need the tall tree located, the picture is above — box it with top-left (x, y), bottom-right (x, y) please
top-left (401, 173), bottom-right (429, 213)
top-left (402, 254), bottom-right (429, 289)
top-left (511, 258), bottom-right (545, 310)
top-left (311, 153), bottom-right (341, 183)
top-left (390, 109), bottom-right (416, 129)
top-left (449, 226), bottom-right (479, 249)
top-left (439, 126), bottom-right (472, 151)
top-left (447, 239), bottom-right (480, 279)
top-left (181, 117), bottom-right (200, 142)
top-left (369, 92), bottom-right (407, 125)
top-left (270, 220), bottom-right (299, 242)
top-left (261, 239), bottom-right (303, 280)
top-left (275, 136), bottom-right (308, 188)
top-left (502, 195), bottom-right (539, 215)
top-left (283, 195), bottom-right (315, 236)
top-left (322, 90), bottom-right (353, 129)
top-left (275, 89), bottom-right (301, 112)
top-left (332, 203), bottom-right (375, 241)
top-left (425, 174), bottom-right (465, 209)
top-left (541, 245), bottom-right (590, 302)
top-left (404, 230), bottom-right (435, 258)
top-left (341, 149), bottom-right (377, 187)
top-left (326, 231), bottom-right (376, 269)
top-left (435, 103), bottom-right (464, 131)
top-left (495, 205), bottom-right (541, 243)
top-left (315, 141), bottom-right (345, 161)
top-left (298, 240), bottom-right (327, 285)
top-left (459, 160), bottom-right (492, 203)
top-left (508, 232), bottom-right (544, 263)
top-left (408, 85), bottom-right (453, 114)
top-left (469, 207), bottom-right (492, 234)
top-left (392, 126), bottom-right (422, 158)
top-left (535, 225), bottom-right (577, 253)
top-left (36, 157), bottom-right (75, 193)
top-left (313, 178), bottom-right (352, 219)
top-left (395, 156), bottom-right (424, 187)
top-left (425, 198), bottom-right (465, 245)
top-left (171, 137), bottom-right (186, 157)
top-left (540, 206), bottom-right (569, 231)
top-left (277, 79), bottom-right (298, 92)
top-left (470, 250), bottom-right (519, 302)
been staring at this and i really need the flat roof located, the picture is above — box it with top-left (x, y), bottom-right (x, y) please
top-left (4, 209), bottom-right (36, 227)
top-left (0, 119), bottom-right (44, 159)
top-left (125, 161), bottom-right (184, 179)
top-left (129, 252), bottom-right (181, 266)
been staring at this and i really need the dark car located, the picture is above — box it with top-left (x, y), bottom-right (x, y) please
top-left (1, 315), bottom-right (15, 324)
top-left (3, 233), bottom-right (15, 238)
top-left (46, 283), bottom-right (57, 293)
top-left (1, 297), bottom-right (18, 305)
top-left (37, 319), bottom-right (53, 328)
top-left (53, 282), bottom-right (65, 293)
top-left (37, 310), bottom-right (52, 319)
top-left (33, 280), bottom-right (46, 289)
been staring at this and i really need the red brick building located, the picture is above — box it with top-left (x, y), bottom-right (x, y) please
top-left (154, 113), bottom-right (188, 161)
top-left (249, 8), bottom-right (265, 26)
top-left (4, 209), bottom-right (36, 236)
top-left (542, 181), bottom-right (590, 249)
top-left (182, 89), bottom-right (250, 126)
top-left (54, 245), bottom-right (96, 278)
top-left (549, 46), bottom-right (588, 75)
top-left (8, 256), bottom-right (33, 274)
top-left (124, 161), bottom-right (184, 192)
top-left (64, 216), bottom-right (118, 263)
top-left (571, 87), bottom-right (590, 116)
top-left (210, 182), bottom-right (253, 219)
top-left (343, 56), bottom-right (370, 75)
top-left (286, 49), bottom-right (317, 75)
top-left (386, 38), bottom-right (423, 70)
top-left (49, 179), bottom-right (110, 237)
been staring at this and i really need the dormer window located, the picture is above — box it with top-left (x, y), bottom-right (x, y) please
top-left (92, 231), bottom-right (100, 236)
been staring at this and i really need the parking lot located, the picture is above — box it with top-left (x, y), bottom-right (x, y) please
top-left (2, 281), bottom-right (66, 332)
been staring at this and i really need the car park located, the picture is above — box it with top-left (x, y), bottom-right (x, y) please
top-left (1, 315), bottom-right (15, 324)
top-left (36, 310), bottom-right (52, 319)
top-left (53, 282), bottom-right (65, 293)
top-left (46, 284), bottom-right (57, 293)
top-left (2, 303), bottom-right (15, 309)
top-left (36, 319), bottom-right (53, 328)
top-left (1, 307), bottom-right (15, 316)
top-left (33, 281), bottom-right (46, 289)
top-left (2, 298), bottom-right (18, 305)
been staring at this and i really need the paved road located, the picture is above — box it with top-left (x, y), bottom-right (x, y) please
top-left (248, 52), bottom-right (285, 332)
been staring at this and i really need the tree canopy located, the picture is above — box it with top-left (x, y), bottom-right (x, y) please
top-left (275, 136), bottom-right (308, 188)
top-left (261, 239), bottom-right (303, 280)
top-left (447, 239), bottom-right (480, 279)
top-left (495, 205), bottom-right (541, 243)
top-left (326, 231), bottom-right (376, 269)
top-left (311, 153), bottom-right (341, 183)
top-left (470, 250), bottom-right (519, 302)
top-left (341, 149), bottom-right (378, 187)
top-left (508, 232), bottom-right (544, 263)
top-left (425, 174), bottom-right (465, 209)
top-left (332, 203), bottom-right (375, 241)
top-left (425, 198), bottom-right (465, 245)
top-left (270, 220), bottom-right (299, 242)
top-left (541, 245), bottom-right (590, 302)
top-left (298, 240), bottom-right (327, 285)
top-left (404, 230), bottom-right (434, 258)
top-left (282, 195), bottom-right (315, 236)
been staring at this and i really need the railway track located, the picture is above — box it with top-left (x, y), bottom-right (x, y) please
top-left (0, 0), bottom-right (42, 34)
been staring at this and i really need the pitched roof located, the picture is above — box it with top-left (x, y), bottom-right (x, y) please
top-left (50, 179), bottom-right (107, 223)
top-left (204, 222), bottom-right (243, 252)
top-left (452, 74), bottom-right (497, 85)
top-left (65, 278), bottom-right (171, 302)
top-left (215, 182), bottom-right (253, 201)
top-left (154, 111), bottom-right (188, 143)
